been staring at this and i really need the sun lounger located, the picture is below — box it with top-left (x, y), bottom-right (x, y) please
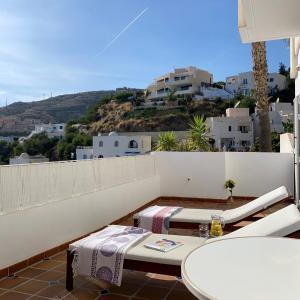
top-left (133, 186), bottom-right (290, 230)
top-left (66, 204), bottom-right (300, 290)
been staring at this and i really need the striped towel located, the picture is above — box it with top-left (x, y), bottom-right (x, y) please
top-left (137, 205), bottom-right (182, 233)
top-left (72, 225), bottom-right (150, 286)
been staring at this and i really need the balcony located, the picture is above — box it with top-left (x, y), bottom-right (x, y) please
top-left (238, 0), bottom-right (300, 42)
top-left (0, 152), bottom-right (295, 299)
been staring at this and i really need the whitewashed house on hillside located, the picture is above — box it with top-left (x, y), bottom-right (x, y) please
top-left (76, 132), bottom-right (151, 159)
top-left (206, 107), bottom-right (254, 151)
top-left (9, 153), bottom-right (49, 165)
top-left (252, 101), bottom-right (293, 137)
top-left (226, 71), bottom-right (286, 96)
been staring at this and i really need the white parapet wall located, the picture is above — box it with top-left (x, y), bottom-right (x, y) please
top-left (153, 152), bottom-right (227, 199)
top-left (280, 133), bottom-right (294, 153)
top-left (152, 151), bottom-right (294, 198)
top-left (0, 152), bottom-right (295, 269)
top-left (0, 156), bottom-right (160, 269)
top-left (224, 152), bottom-right (294, 197)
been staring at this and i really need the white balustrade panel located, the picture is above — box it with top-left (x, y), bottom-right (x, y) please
top-left (0, 155), bottom-right (156, 214)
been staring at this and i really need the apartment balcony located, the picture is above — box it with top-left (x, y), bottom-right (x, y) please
top-left (167, 76), bottom-right (193, 86)
top-left (0, 152), bottom-right (295, 299)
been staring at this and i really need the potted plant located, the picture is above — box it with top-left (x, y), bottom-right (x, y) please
top-left (225, 179), bottom-right (236, 202)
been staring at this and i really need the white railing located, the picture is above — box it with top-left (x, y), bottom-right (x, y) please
top-left (0, 155), bottom-right (156, 214)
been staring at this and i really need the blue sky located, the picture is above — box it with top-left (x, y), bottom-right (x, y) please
top-left (0, 0), bottom-right (290, 106)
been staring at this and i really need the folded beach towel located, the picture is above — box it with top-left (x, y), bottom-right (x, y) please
top-left (136, 205), bottom-right (182, 233)
top-left (72, 225), bottom-right (150, 286)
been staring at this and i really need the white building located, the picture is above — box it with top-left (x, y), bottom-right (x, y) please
top-left (76, 132), bottom-right (151, 159)
top-left (146, 66), bottom-right (213, 103)
top-left (252, 101), bottom-right (293, 136)
top-left (206, 107), bottom-right (254, 151)
top-left (0, 136), bottom-right (16, 143)
top-left (76, 147), bottom-right (94, 160)
top-left (226, 71), bottom-right (286, 96)
top-left (9, 153), bottom-right (49, 165)
top-left (30, 123), bottom-right (66, 139)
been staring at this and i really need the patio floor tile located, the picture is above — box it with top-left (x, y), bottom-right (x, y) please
top-left (16, 268), bottom-right (46, 279)
top-left (0, 291), bottom-right (31, 300)
top-left (134, 285), bottom-right (169, 300)
top-left (66, 288), bottom-right (100, 300)
top-left (0, 277), bottom-right (28, 290)
top-left (32, 260), bottom-right (62, 270)
top-left (34, 270), bottom-right (65, 282)
top-left (14, 279), bottom-right (48, 294)
top-left (36, 284), bottom-right (68, 298)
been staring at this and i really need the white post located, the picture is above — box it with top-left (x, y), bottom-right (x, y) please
top-left (294, 96), bottom-right (299, 207)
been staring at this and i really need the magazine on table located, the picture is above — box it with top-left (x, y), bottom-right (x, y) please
top-left (144, 238), bottom-right (183, 252)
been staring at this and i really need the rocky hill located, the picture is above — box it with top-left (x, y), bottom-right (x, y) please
top-left (87, 101), bottom-right (228, 133)
top-left (0, 90), bottom-right (115, 135)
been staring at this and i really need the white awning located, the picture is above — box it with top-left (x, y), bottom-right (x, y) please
top-left (238, 0), bottom-right (300, 43)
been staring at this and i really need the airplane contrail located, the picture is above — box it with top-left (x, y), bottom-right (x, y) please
top-left (97, 7), bottom-right (149, 56)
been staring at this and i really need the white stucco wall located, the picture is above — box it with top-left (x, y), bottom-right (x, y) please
top-left (153, 152), bottom-right (293, 199)
top-left (280, 133), bottom-right (294, 153)
top-left (0, 176), bottom-right (160, 269)
top-left (0, 152), bottom-right (294, 269)
top-left (225, 152), bottom-right (294, 197)
top-left (153, 152), bottom-right (227, 199)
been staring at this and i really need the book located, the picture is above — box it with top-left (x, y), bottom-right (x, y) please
top-left (144, 238), bottom-right (183, 252)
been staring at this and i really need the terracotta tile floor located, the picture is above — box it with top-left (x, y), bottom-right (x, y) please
top-left (0, 198), bottom-right (290, 300)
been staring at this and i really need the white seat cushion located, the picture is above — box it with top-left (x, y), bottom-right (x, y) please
top-left (125, 233), bottom-right (205, 266)
top-left (134, 186), bottom-right (289, 225)
top-left (171, 208), bottom-right (223, 224)
top-left (221, 186), bottom-right (289, 224)
top-left (207, 204), bottom-right (300, 244)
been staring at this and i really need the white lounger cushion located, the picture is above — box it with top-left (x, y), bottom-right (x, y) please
top-left (171, 209), bottom-right (223, 224)
top-left (225, 204), bottom-right (300, 238)
top-left (221, 186), bottom-right (289, 224)
top-left (126, 234), bottom-right (205, 266)
top-left (170, 186), bottom-right (289, 224)
top-left (126, 204), bottom-right (300, 265)
top-left (70, 204), bottom-right (300, 269)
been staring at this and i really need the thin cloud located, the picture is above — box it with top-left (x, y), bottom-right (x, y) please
top-left (97, 7), bottom-right (149, 56)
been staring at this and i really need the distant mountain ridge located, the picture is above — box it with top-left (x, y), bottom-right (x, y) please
top-left (0, 90), bottom-right (124, 135)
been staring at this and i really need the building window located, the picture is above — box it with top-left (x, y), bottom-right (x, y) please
top-left (270, 78), bottom-right (274, 82)
top-left (180, 85), bottom-right (192, 91)
top-left (114, 141), bottom-right (119, 147)
top-left (240, 140), bottom-right (250, 147)
top-left (83, 154), bottom-right (87, 159)
top-left (174, 76), bottom-right (180, 81)
top-left (242, 78), bottom-right (248, 84)
top-left (98, 155), bottom-right (103, 158)
top-left (239, 126), bottom-right (249, 133)
top-left (99, 141), bottom-right (103, 147)
top-left (129, 140), bottom-right (138, 148)
top-left (59, 126), bottom-right (63, 130)
top-left (228, 126), bottom-right (232, 132)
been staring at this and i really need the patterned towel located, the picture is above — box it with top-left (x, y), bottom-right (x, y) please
top-left (137, 205), bottom-right (182, 233)
top-left (72, 225), bottom-right (150, 286)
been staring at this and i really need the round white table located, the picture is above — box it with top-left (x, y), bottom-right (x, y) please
top-left (182, 237), bottom-right (300, 300)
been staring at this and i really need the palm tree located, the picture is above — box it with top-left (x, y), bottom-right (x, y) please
top-left (252, 41), bottom-right (272, 152)
top-left (144, 89), bottom-right (150, 98)
top-left (155, 131), bottom-right (177, 151)
top-left (189, 115), bottom-right (210, 151)
top-left (166, 89), bottom-right (177, 106)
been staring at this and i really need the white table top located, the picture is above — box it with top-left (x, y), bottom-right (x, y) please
top-left (181, 237), bottom-right (300, 300)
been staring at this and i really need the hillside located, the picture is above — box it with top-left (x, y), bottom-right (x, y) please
top-left (87, 101), bottom-right (229, 133)
top-left (0, 90), bottom-right (116, 135)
